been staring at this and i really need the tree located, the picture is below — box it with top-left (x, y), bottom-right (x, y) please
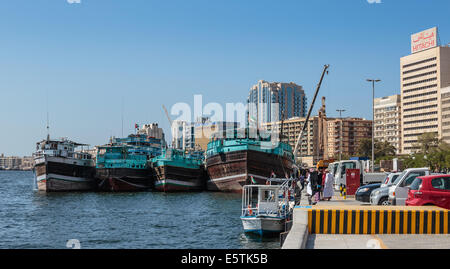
top-left (357, 138), bottom-right (398, 160)
top-left (415, 132), bottom-right (439, 155)
top-left (357, 138), bottom-right (372, 158)
top-left (405, 136), bottom-right (450, 172)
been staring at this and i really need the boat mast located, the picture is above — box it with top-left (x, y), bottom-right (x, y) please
top-left (46, 90), bottom-right (50, 141)
top-left (293, 64), bottom-right (330, 162)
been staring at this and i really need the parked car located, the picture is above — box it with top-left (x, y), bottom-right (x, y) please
top-left (405, 175), bottom-right (450, 209)
top-left (356, 183), bottom-right (382, 203)
top-left (380, 172), bottom-right (401, 188)
top-left (370, 172), bottom-right (402, 206)
top-left (388, 168), bottom-right (432, 206)
top-left (370, 186), bottom-right (391, 205)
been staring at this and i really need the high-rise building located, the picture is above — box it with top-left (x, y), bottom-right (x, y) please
top-left (441, 86), bottom-right (450, 144)
top-left (248, 80), bottom-right (307, 127)
top-left (326, 118), bottom-right (373, 159)
top-left (400, 27), bottom-right (450, 154)
top-left (374, 95), bottom-right (402, 153)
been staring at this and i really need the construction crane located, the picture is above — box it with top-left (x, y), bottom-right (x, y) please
top-left (162, 105), bottom-right (173, 126)
top-left (293, 64), bottom-right (330, 161)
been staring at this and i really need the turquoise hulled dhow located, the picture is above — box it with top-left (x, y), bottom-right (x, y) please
top-left (151, 149), bottom-right (206, 192)
top-left (95, 134), bottom-right (163, 191)
top-left (205, 129), bottom-right (294, 192)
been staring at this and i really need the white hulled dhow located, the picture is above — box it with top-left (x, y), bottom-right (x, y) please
top-left (33, 138), bottom-right (96, 192)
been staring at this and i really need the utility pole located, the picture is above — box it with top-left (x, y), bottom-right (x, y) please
top-left (336, 109), bottom-right (346, 161)
top-left (367, 79), bottom-right (381, 173)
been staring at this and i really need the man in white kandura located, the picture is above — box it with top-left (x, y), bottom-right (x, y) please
top-left (322, 168), bottom-right (335, 201)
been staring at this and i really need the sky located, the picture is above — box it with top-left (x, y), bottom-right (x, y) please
top-left (1, 0), bottom-right (450, 156)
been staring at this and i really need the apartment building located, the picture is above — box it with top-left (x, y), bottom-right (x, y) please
top-left (441, 86), bottom-right (450, 144)
top-left (262, 116), bottom-right (320, 164)
top-left (374, 94), bottom-right (402, 153)
top-left (326, 118), bottom-right (373, 159)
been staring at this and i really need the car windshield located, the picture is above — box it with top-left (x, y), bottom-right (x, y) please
top-left (394, 170), bottom-right (408, 185)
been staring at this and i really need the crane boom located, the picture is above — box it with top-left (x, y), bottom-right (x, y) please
top-left (293, 64), bottom-right (330, 159)
top-left (162, 105), bottom-right (173, 126)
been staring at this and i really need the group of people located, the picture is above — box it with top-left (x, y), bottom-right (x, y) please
top-left (292, 167), bottom-right (335, 205)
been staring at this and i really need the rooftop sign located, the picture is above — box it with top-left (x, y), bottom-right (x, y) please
top-left (411, 27), bottom-right (437, 54)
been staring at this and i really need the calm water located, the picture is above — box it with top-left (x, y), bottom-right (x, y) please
top-left (0, 171), bottom-right (279, 249)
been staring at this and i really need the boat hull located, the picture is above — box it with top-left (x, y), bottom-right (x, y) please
top-left (153, 165), bottom-right (206, 192)
top-left (34, 156), bottom-right (96, 192)
top-left (95, 168), bottom-right (153, 192)
top-left (206, 149), bottom-right (293, 192)
top-left (241, 216), bottom-right (286, 236)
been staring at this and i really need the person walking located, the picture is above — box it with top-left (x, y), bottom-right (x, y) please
top-left (294, 171), bottom-right (305, 206)
top-left (318, 168), bottom-right (325, 201)
top-left (322, 168), bottom-right (335, 201)
top-left (307, 169), bottom-right (321, 205)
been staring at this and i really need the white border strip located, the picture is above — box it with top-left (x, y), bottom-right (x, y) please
top-left (208, 173), bottom-right (268, 183)
top-left (155, 179), bottom-right (198, 187)
top-left (36, 173), bottom-right (91, 183)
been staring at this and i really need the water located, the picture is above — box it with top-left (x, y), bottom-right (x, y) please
top-left (0, 171), bottom-right (279, 249)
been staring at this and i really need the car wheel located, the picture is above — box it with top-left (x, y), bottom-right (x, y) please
top-left (378, 197), bottom-right (390, 206)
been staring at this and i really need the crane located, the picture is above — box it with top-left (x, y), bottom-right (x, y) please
top-left (293, 64), bottom-right (330, 161)
top-left (162, 105), bottom-right (173, 126)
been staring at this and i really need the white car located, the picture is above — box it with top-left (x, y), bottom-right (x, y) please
top-left (380, 172), bottom-right (401, 188)
top-left (388, 168), bottom-right (430, 206)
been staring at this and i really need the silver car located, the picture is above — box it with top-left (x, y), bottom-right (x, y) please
top-left (370, 186), bottom-right (391, 205)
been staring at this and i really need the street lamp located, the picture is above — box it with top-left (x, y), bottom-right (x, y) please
top-left (336, 109), bottom-right (346, 161)
top-left (367, 79), bottom-right (381, 173)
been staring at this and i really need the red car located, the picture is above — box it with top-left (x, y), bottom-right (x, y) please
top-left (405, 175), bottom-right (450, 209)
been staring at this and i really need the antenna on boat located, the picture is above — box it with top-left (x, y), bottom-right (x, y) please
top-left (46, 90), bottom-right (50, 141)
top-left (121, 97), bottom-right (124, 137)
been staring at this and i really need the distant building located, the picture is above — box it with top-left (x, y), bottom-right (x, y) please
top-left (261, 97), bottom-right (329, 166)
top-left (326, 118), bottom-right (373, 159)
top-left (374, 94), bottom-right (402, 154)
top-left (137, 123), bottom-right (166, 146)
top-left (194, 117), bottom-right (239, 151)
top-left (441, 86), bottom-right (450, 144)
top-left (262, 116), bottom-right (320, 164)
top-left (0, 155), bottom-right (33, 170)
top-left (171, 120), bottom-right (195, 151)
top-left (400, 27), bottom-right (450, 154)
top-left (248, 80), bottom-right (307, 127)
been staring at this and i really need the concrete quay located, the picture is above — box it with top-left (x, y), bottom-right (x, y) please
top-left (282, 192), bottom-right (450, 249)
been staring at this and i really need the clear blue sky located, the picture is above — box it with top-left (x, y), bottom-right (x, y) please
top-left (1, 0), bottom-right (450, 156)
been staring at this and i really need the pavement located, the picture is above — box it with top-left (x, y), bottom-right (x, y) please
top-left (306, 234), bottom-right (450, 249)
top-left (292, 191), bottom-right (450, 249)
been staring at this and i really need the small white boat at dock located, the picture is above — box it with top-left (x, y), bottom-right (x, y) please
top-left (240, 179), bottom-right (295, 236)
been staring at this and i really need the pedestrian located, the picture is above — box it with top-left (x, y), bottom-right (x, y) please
top-left (323, 168), bottom-right (335, 201)
top-left (294, 171), bottom-right (305, 205)
top-left (318, 168), bottom-right (325, 201)
top-left (307, 168), bottom-right (321, 205)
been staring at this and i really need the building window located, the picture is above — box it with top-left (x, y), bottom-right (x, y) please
top-left (402, 57), bottom-right (437, 69)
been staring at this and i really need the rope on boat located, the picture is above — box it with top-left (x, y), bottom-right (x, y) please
top-left (113, 177), bottom-right (149, 189)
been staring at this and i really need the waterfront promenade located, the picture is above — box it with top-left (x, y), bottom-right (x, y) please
top-left (283, 192), bottom-right (450, 249)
